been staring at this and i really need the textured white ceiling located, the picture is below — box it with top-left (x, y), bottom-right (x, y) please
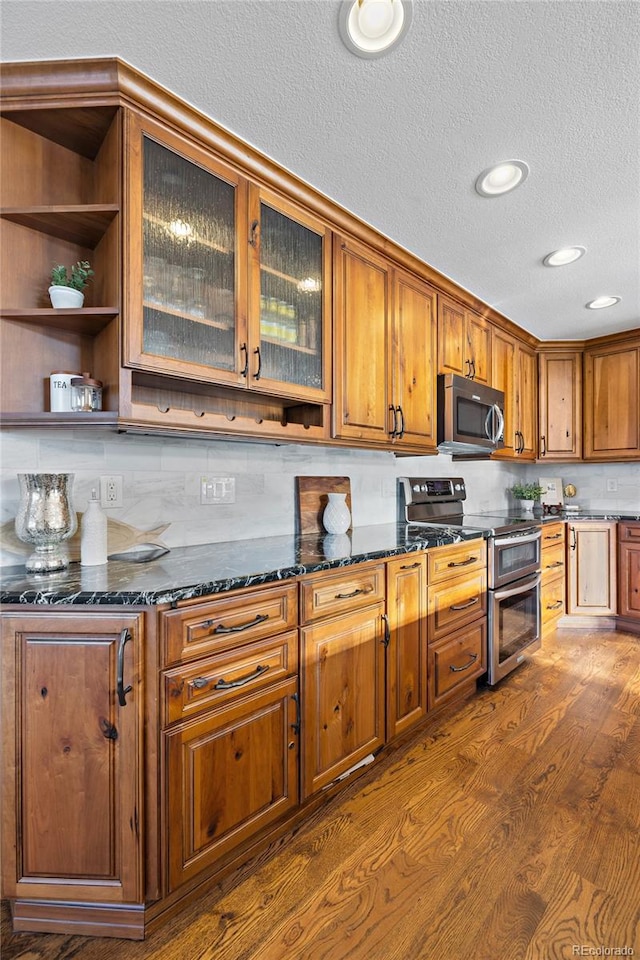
top-left (2, 0), bottom-right (639, 340)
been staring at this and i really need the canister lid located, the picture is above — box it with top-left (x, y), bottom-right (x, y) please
top-left (71, 371), bottom-right (102, 387)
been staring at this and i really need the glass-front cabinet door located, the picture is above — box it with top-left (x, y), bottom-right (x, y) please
top-left (125, 116), bottom-right (330, 402)
top-left (125, 115), bottom-right (248, 387)
top-left (247, 186), bottom-right (330, 400)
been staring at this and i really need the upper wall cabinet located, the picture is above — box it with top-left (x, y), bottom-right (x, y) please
top-left (583, 338), bottom-right (640, 461)
top-left (538, 349), bottom-right (583, 460)
top-left (491, 329), bottom-right (537, 461)
top-left (333, 235), bottom-right (437, 453)
top-left (437, 295), bottom-right (491, 385)
top-left (124, 115), bottom-right (331, 405)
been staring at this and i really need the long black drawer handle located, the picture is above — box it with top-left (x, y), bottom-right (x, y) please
top-left (117, 629), bottom-right (133, 707)
top-left (214, 664), bottom-right (270, 690)
top-left (450, 597), bottom-right (480, 611)
top-left (212, 613), bottom-right (269, 634)
top-left (449, 653), bottom-right (478, 673)
top-left (400, 562), bottom-right (422, 569)
top-left (447, 557), bottom-right (477, 567)
top-left (546, 600), bottom-right (563, 610)
top-left (545, 561), bottom-right (564, 569)
top-left (335, 586), bottom-right (373, 599)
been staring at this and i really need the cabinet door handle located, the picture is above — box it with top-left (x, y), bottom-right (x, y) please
top-left (214, 663), bottom-right (269, 690)
top-left (389, 404), bottom-right (398, 438)
top-left (449, 653), bottom-right (478, 673)
top-left (541, 435), bottom-right (547, 456)
top-left (447, 556), bottom-right (477, 567)
top-left (248, 219), bottom-right (259, 248)
top-left (213, 613), bottom-right (269, 634)
top-left (545, 561), bottom-right (564, 569)
top-left (381, 613), bottom-right (390, 648)
top-left (400, 561), bottom-right (421, 569)
top-left (117, 628), bottom-right (133, 707)
top-left (396, 405), bottom-right (405, 439)
top-left (335, 586), bottom-right (372, 599)
top-left (570, 526), bottom-right (577, 551)
top-left (546, 600), bottom-right (563, 610)
top-left (240, 342), bottom-right (249, 378)
top-left (470, 359), bottom-right (476, 380)
top-left (291, 691), bottom-right (301, 736)
top-left (465, 359), bottom-right (472, 378)
top-left (253, 346), bottom-right (262, 380)
top-left (450, 596), bottom-right (479, 611)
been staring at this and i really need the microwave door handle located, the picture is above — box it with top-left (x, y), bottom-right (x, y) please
top-left (484, 406), bottom-right (494, 441)
top-left (494, 573), bottom-right (541, 601)
top-left (492, 403), bottom-right (504, 443)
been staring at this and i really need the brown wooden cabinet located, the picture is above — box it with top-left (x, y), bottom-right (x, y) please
top-left (492, 329), bottom-right (537, 460)
top-left (583, 338), bottom-right (640, 461)
top-left (333, 235), bottom-right (437, 452)
top-left (538, 350), bottom-right (583, 460)
top-left (618, 522), bottom-right (640, 625)
top-left (437, 295), bottom-right (491, 384)
top-left (385, 553), bottom-right (428, 739)
top-left (160, 583), bottom-right (299, 893)
top-left (299, 564), bottom-right (386, 797)
top-left (566, 521), bottom-right (617, 618)
top-left (0, 609), bottom-right (146, 938)
top-left (426, 539), bottom-right (487, 710)
top-left (540, 521), bottom-right (566, 636)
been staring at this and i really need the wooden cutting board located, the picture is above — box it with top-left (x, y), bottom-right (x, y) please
top-left (1, 517), bottom-right (170, 563)
top-left (296, 476), bottom-right (352, 535)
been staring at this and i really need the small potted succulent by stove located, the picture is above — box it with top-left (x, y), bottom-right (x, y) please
top-left (510, 481), bottom-right (545, 514)
top-left (49, 260), bottom-right (94, 308)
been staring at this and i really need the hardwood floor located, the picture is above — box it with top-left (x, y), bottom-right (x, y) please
top-left (2, 626), bottom-right (639, 959)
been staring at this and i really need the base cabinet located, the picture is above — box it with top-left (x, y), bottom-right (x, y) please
top-left (618, 522), bottom-right (640, 623)
top-left (0, 610), bottom-right (145, 938)
top-left (566, 521), bottom-right (617, 617)
top-left (540, 522), bottom-right (566, 637)
top-left (386, 554), bottom-right (428, 739)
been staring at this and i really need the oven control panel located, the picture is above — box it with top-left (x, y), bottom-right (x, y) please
top-left (399, 477), bottom-right (466, 505)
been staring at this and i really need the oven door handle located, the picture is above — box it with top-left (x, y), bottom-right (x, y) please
top-left (493, 530), bottom-right (541, 547)
top-left (493, 573), bottom-right (541, 601)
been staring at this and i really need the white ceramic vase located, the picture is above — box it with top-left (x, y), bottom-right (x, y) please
top-left (322, 492), bottom-right (351, 535)
top-left (49, 285), bottom-right (84, 309)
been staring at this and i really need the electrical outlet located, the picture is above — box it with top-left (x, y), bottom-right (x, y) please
top-left (606, 478), bottom-right (618, 493)
top-left (100, 475), bottom-right (124, 508)
top-left (200, 476), bottom-right (236, 504)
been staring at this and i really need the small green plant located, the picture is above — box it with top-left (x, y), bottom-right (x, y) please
top-left (510, 481), bottom-right (545, 501)
top-left (50, 260), bottom-right (94, 292)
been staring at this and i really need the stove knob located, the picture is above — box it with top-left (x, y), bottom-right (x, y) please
top-left (421, 484), bottom-right (428, 492)
top-left (412, 484), bottom-right (421, 492)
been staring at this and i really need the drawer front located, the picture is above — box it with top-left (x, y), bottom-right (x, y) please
top-left (162, 583), bottom-right (298, 666)
top-left (541, 541), bottom-right (566, 583)
top-left (428, 540), bottom-right (487, 584)
top-left (541, 577), bottom-right (565, 626)
top-left (427, 569), bottom-right (487, 641)
top-left (163, 630), bottom-right (298, 725)
top-left (299, 564), bottom-right (385, 624)
top-left (541, 522), bottom-right (565, 549)
top-left (428, 621), bottom-right (487, 710)
top-left (619, 522), bottom-right (640, 543)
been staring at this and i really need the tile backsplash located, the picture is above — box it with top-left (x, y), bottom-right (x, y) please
top-left (1, 429), bottom-right (638, 566)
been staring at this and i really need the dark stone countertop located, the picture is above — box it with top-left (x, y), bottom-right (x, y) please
top-left (0, 523), bottom-right (483, 607)
top-left (539, 511), bottom-right (640, 522)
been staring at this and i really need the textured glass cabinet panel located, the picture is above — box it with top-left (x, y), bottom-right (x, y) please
top-left (142, 137), bottom-right (236, 370)
top-left (258, 203), bottom-right (323, 389)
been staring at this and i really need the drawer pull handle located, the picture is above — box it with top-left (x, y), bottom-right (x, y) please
top-left (214, 664), bottom-right (270, 690)
top-left (447, 557), bottom-right (477, 568)
top-left (400, 562), bottom-right (421, 570)
top-left (449, 653), bottom-right (478, 673)
top-left (189, 677), bottom-right (210, 689)
top-left (544, 533), bottom-right (563, 540)
top-left (335, 586), bottom-right (372, 599)
top-left (213, 613), bottom-right (269, 634)
top-left (450, 597), bottom-right (479, 611)
top-left (117, 629), bottom-right (133, 707)
top-left (545, 561), bottom-right (564, 569)
top-left (546, 600), bottom-right (563, 610)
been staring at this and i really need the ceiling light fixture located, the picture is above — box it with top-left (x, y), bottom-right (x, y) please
top-left (475, 160), bottom-right (529, 197)
top-left (585, 296), bottom-right (621, 310)
top-left (339, 0), bottom-right (412, 58)
top-left (543, 246), bottom-right (586, 267)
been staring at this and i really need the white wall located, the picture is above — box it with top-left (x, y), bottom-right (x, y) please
top-left (1, 430), bottom-right (526, 566)
top-left (524, 461), bottom-right (640, 514)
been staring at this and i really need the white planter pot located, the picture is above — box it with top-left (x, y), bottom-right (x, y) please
top-left (519, 499), bottom-right (535, 514)
top-left (49, 285), bottom-right (84, 309)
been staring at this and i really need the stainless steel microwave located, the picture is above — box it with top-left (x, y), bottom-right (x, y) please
top-left (437, 373), bottom-right (505, 455)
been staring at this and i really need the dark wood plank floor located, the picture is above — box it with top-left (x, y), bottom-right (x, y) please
top-left (2, 626), bottom-right (639, 959)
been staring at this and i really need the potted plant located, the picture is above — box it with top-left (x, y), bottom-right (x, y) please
top-left (49, 260), bottom-right (94, 308)
top-left (510, 481), bottom-right (545, 514)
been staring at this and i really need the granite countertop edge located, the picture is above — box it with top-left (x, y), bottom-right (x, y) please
top-left (0, 523), bottom-right (484, 607)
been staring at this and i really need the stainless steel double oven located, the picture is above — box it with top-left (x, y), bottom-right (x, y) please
top-left (398, 477), bottom-right (542, 684)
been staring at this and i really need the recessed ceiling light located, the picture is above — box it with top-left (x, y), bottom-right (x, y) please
top-left (339, 0), bottom-right (412, 58)
top-left (543, 246), bottom-right (586, 267)
top-left (475, 160), bottom-right (529, 197)
top-left (586, 296), bottom-right (621, 310)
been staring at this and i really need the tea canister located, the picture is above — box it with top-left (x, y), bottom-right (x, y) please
top-left (49, 371), bottom-right (80, 412)
top-left (70, 372), bottom-right (103, 412)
